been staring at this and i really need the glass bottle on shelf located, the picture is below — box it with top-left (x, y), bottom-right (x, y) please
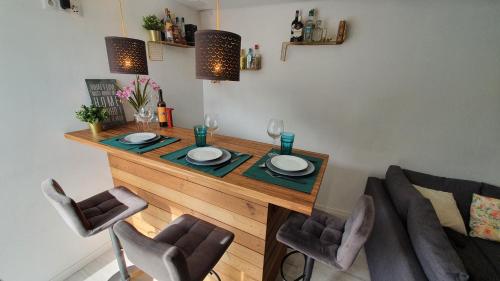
top-left (240, 49), bottom-right (247, 70)
top-left (304, 9), bottom-right (315, 42)
top-left (164, 9), bottom-right (174, 42)
top-left (246, 48), bottom-right (253, 69)
top-left (290, 10), bottom-right (304, 42)
top-left (253, 44), bottom-right (262, 70)
top-left (181, 17), bottom-right (186, 38)
top-left (313, 20), bottom-right (323, 42)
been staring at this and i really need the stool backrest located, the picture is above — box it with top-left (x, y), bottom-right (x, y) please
top-left (41, 178), bottom-right (91, 237)
top-left (336, 195), bottom-right (375, 270)
top-left (113, 221), bottom-right (190, 281)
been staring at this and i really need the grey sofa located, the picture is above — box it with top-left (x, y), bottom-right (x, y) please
top-left (364, 166), bottom-right (500, 281)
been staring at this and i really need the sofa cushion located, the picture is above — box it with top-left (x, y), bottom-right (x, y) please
top-left (446, 228), bottom-right (500, 281)
top-left (364, 177), bottom-right (428, 281)
top-left (481, 183), bottom-right (500, 199)
top-left (414, 185), bottom-right (467, 235)
top-left (407, 198), bottom-right (469, 281)
top-left (469, 194), bottom-right (500, 242)
top-left (385, 165), bottom-right (424, 220)
top-left (403, 169), bottom-right (481, 231)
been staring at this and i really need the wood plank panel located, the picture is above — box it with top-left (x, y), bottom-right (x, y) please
top-left (111, 167), bottom-right (267, 239)
top-left (263, 205), bottom-right (291, 281)
top-left (117, 180), bottom-right (266, 255)
top-left (109, 155), bottom-right (268, 222)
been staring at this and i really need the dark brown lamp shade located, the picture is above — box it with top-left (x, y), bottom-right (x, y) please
top-left (195, 30), bottom-right (241, 81)
top-left (105, 36), bottom-right (148, 75)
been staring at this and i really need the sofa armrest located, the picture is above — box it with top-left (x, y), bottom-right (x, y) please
top-left (364, 177), bottom-right (428, 281)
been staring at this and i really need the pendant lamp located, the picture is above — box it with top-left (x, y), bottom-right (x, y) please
top-left (195, 0), bottom-right (241, 81)
top-left (105, 0), bottom-right (148, 75)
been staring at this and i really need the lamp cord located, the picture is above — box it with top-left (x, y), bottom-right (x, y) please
top-left (216, 0), bottom-right (220, 30)
top-left (118, 0), bottom-right (128, 37)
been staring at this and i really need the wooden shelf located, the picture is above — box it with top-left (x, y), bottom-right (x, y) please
top-left (147, 41), bottom-right (194, 48)
top-left (280, 41), bottom-right (342, 61)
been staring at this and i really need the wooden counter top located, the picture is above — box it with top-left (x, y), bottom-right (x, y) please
top-left (64, 123), bottom-right (329, 215)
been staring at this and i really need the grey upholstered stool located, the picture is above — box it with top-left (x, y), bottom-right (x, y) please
top-left (41, 178), bottom-right (148, 281)
top-left (113, 214), bottom-right (234, 281)
top-left (277, 195), bottom-right (375, 281)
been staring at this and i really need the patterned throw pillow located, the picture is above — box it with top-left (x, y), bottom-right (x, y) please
top-left (469, 193), bottom-right (500, 242)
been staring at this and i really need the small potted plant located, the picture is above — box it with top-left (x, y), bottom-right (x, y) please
top-left (142, 15), bottom-right (163, 42)
top-left (75, 105), bottom-right (109, 135)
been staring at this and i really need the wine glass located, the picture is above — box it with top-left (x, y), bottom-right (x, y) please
top-left (267, 119), bottom-right (284, 146)
top-left (138, 106), bottom-right (153, 132)
top-left (204, 113), bottom-right (220, 142)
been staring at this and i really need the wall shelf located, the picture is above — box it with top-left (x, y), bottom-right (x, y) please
top-left (281, 41), bottom-right (342, 61)
top-left (147, 41), bottom-right (194, 61)
top-left (148, 41), bottom-right (194, 48)
top-left (280, 19), bottom-right (347, 61)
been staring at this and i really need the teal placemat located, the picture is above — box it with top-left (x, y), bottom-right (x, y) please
top-left (243, 149), bottom-right (323, 194)
top-left (160, 145), bottom-right (252, 177)
top-left (100, 133), bottom-right (180, 154)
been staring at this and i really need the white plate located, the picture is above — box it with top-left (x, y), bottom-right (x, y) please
top-left (121, 132), bottom-right (157, 144)
top-left (186, 148), bottom-right (232, 166)
top-left (270, 155), bottom-right (308, 172)
top-left (187, 147), bottom-right (223, 162)
top-left (266, 158), bottom-right (315, 177)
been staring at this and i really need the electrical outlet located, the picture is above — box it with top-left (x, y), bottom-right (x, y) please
top-left (41, 0), bottom-right (60, 10)
top-left (70, 0), bottom-right (82, 16)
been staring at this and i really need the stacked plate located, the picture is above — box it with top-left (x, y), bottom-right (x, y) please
top-left (185, 147), bottom-right (231, 166)
top-left (119, 132), bottom-right (161, 145)
top-left (265, 155), bottom-right (315, 177)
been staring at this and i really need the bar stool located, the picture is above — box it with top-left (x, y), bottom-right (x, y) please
top-left (277, 195), bottom-right (375, 281)
top-left (41, 178), bottom-right (148, 281)
top-left (113, 214), bottom-right (234, 281)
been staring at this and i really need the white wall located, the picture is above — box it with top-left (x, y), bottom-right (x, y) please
top-left (200, 0), bottom-right (500, 215)
top-left (0, 1), bottom-right (202, 280)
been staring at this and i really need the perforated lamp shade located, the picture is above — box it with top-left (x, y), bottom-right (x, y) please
top-left (105, 36), bottom-right (148, 75)
top-left (195, 30), bottom-right (241, 81)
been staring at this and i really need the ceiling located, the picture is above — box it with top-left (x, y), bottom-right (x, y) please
top-left (174, 0), bottom-right (313, 11)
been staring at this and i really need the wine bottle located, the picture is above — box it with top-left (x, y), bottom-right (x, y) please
top-left (157, 89), bottom-right (168, 127)
top-left (181, 17), bottom-right (186, 38)
top-left (246, 48), bottom-right (253, 69)
top-left (290, 10), bottom-right (304, 42)
top-left (164, 9), bottom-right (174, 42)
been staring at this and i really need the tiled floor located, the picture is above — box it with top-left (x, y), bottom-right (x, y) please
top-left (65, 248), bottom-right (370, 281)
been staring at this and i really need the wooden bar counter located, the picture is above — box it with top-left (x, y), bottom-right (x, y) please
top-left (65, 124), bottom-right (329, 281)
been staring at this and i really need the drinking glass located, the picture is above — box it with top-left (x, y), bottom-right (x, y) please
top-left (280, 132), bottom-right (295, 155)
top-left (267, 119), bottom-right (284, 146)
top-left (204, 113), bottom-right (220, 142)
top-left (193, 125), bottom-right (207, 147)
top-left (137, 106), bottom-right (153, 132)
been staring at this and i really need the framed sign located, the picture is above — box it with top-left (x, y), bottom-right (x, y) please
top-left (85, 79), bottom-right (127, 129)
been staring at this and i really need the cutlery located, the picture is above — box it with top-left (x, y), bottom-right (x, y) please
top-left (264, 169), bottom-right (306, 184)
top-left (213, 153), bottom-right (247, 171)
top-left (137, 137), bottom-right (167, 149)
top-left (177, 153), bottom-right (188, 160)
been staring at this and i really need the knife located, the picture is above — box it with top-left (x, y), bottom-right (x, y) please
top-left (213, 154), bottom-right (246, 171)
top-left (137, 137), bottom-right (167, 150)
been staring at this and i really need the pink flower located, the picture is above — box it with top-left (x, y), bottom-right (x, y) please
top-left (152, 85), bottom-right (160, 92)
top-left (131, 80), bottom-right (136, 85)
top-left (139, 77), bottom-right (148, 84)
top-left (116, 90), bottom-right (130, 99)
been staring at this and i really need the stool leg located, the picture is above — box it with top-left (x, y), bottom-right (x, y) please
top-left (109, 228), bottom-right (130, 281)
top-left (303, 256), bottom-right (315, 281)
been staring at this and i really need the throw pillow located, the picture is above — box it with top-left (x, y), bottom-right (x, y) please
top-left (407, 198), bottom-right (469, 281)
top-left (414, 185), bottom-right (467, 235)
top-left (469, 193), bottom-right (500, 242)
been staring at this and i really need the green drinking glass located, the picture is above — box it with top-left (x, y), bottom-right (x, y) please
top-left (193, 125), bottom-right (207, 147)
top-left (280, 132), bottom-right (295, 155)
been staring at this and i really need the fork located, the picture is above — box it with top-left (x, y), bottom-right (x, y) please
top-left (264, 169), bottom-right (306, 184)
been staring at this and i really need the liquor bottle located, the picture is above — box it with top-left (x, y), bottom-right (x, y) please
top-left (240, 49), bottom-right (247, 70)
top-left (157, 89), bottom-right (168, 127)
top-left (336, 19), bottom-right (346, 43)
top-left (312, 20), bottom-right (323, 42)
top-left (246, 48), bottom-right (253, 69)
top-left (253, 44), bottom-right (262, 69)
top-left (304, 9), bottom-right (315, 42)
top-left (290, 10), bottom-right (304, 42)
top-left (164, 9), bottom-right (174, 41)
top-left (181, 17), bottom-right (186, 38)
